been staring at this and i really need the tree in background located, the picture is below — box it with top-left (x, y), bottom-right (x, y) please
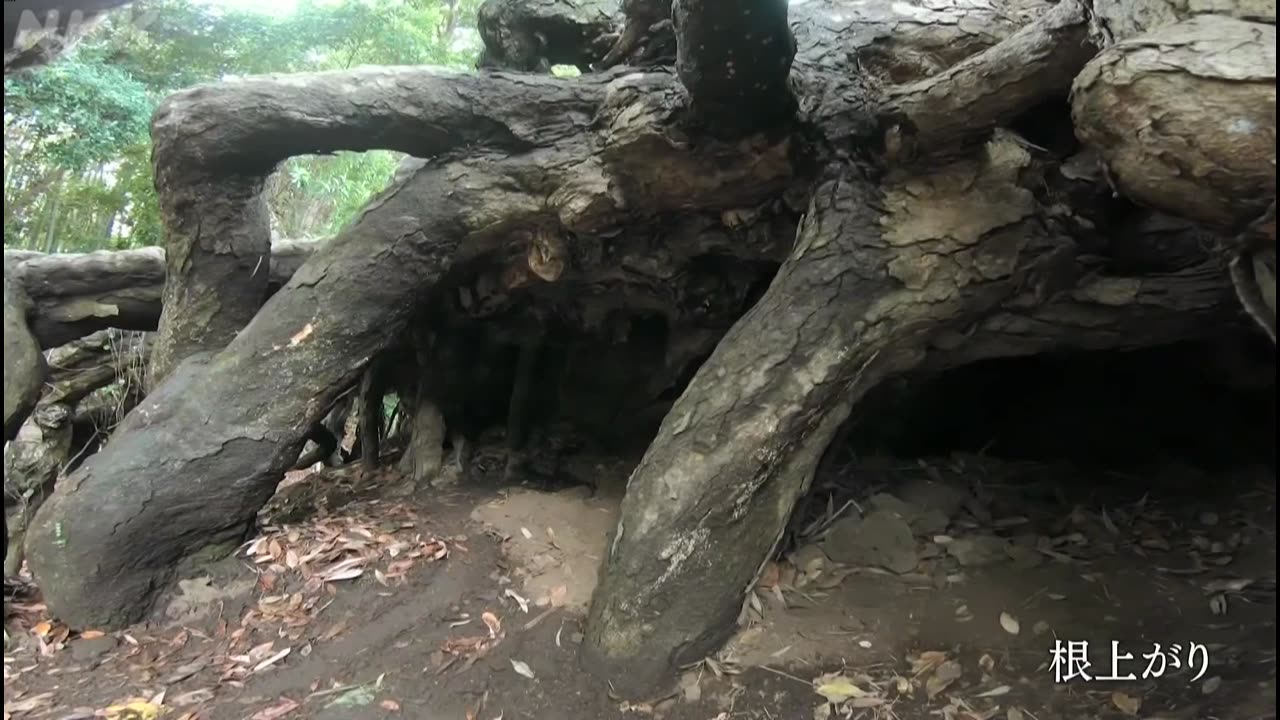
top-left (3, 0), bottom-right (482, 253)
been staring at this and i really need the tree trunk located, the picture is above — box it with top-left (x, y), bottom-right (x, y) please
top-left (358, 357), bottom-right (387, 472)
top-left (580, 147), bottom-right (1244, 693)
top-left (3, 269), bottom-right (45, 442)
top-left (395, 333), bottom-right (448, 486)
top-left (18, 0), bottom-right (1271, 669)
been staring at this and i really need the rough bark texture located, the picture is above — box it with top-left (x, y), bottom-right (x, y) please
top-left (1070, 15), bottom-right (1276, 341)
top-left (143, 64), bottom-right (647, 383)
top-left (20, 0), bottom-right (1272, 689)
top-left (476, 0), bottom-right (618, 71)
top-left (880, 0), bottom-right (1097, 159)
top-left (4, 403), bottom-right (72, 577)
top-left (5, 330), bottom-right (147, 577)
top-left (1093, 0), bottom-right (1275, 42)
top-left (672, 0), bottom-right (797, 134)
top-left (1071, 16), bottom-right (1276, 231)
top-left (33, 65), bottom-right (785, 627)
top-left (581, 138), bottom-right (1246, 693)
top-left (27, 158), bottom-right (470, 626)
top-left (4, 240), bottom-right (314, 349)
top-left (791, 0), bottom-right (1041, 83)
top-left (3, 272), bottom-right (45, 443)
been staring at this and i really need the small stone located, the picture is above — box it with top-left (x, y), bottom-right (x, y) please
top-left (71, 635), bottom-right (117, 662)
top-left (946, 535), bottom-right (1010, 567)
top-left (867, 493), bottom-right (918, 521)
top-left (824, 510), bottom-right (919, 574)
top-left (1199, 511), bottom-right (1219, 526)
top-left (912, 509), bottom-right (951, 535)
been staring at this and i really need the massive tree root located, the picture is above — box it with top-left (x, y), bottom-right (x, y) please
top-left (4, 329), bottom-right (148, 577)
top-left (17, 0), bottom-right (1274, 698)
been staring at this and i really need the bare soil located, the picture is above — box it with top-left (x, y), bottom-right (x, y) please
top-left (4, 449), bottom-right (1275, 720)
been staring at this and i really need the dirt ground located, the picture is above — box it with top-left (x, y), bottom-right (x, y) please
top-left (4, 448), bottom-right (1276, 720)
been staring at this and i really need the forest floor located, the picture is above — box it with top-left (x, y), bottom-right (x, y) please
top-left (3, 448), bottom-right (1276, 720)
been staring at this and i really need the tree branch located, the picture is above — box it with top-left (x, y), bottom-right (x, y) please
top-left (880, 0), bottom-right (1097, 159)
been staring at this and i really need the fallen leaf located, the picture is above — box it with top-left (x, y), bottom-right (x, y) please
top-left (1201, 676), bottom-right (1222, 694)
top-left (1112, 691), bottom-right (1141, 716)
top-left (482, 611), bottom-right (502, 638)
top-left (326, 685), bottom-right (377, 708)
top-left (104, 701), bottom-right (161, 720)
top-left (320, 621), bottom-right (349, 641)
top-left (172, 688), bottom-right (216, 706)
top-left (162, 658), bottom-right (209, 684)
top-left (79, 630), bottom-right (106, 640)
top-left (249, 697), bottom-right (300, 720)
top-left (380, 699), bottom-right (401, 712)
top-left (926, 660), bottom-right (963, 698)
top-left (253, 647), bottom-right (293, 673)
top-left (6, 692), bottom-right (55, 713)
top-left (510, 659), bottom-right (536, 680)
top-left (999, 612), bottom-right (1021, 635)
top-left (33, 621), bottom-right (53, 637)
top-left (911, 651), bottom-right (948, 677)
top-left (977, 685), bottom-right (1012, 698)
top-left (504, 589), bottom-right (530, 613)
top-left (813, 674), bottom-right (868, 703)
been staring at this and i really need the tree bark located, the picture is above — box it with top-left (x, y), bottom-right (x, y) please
top-left (4, 240), bottom-right (315, 350)
top-left (5, 330), bottom-right (147, 577)
top-left (1070, 15), bottom-right (1276, 340)
top-left (145, 65), bottom-right (615, 383)
top-left (358, 357), bottom-right (387, 472)
top-left (148, 174), bottom-right (271, 385)
top-left (671, 0), bottom-right (797, 134)
top-left (879, 0), bottom-right (1097, 160)
top-left (579, 133), bottom-right (1230, 691)
top-left (25, 57), bottom-right (808, 626)
top-left (19, 0), bottom-right (1271, 671)
top-left (3, 271), bottom-right (44, 442)
top-left (26, 157), bottom-right (474, 627)
top-left (476, 0), bottom-right (618, 72)
top-left (1070, 16), bottom-right (1275, 231)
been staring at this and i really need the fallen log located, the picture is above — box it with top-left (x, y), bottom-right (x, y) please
top-left (4, 240), bottom-right (316, 350)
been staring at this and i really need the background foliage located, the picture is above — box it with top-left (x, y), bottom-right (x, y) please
top-left (3, 0), bottom-right (483, 253)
